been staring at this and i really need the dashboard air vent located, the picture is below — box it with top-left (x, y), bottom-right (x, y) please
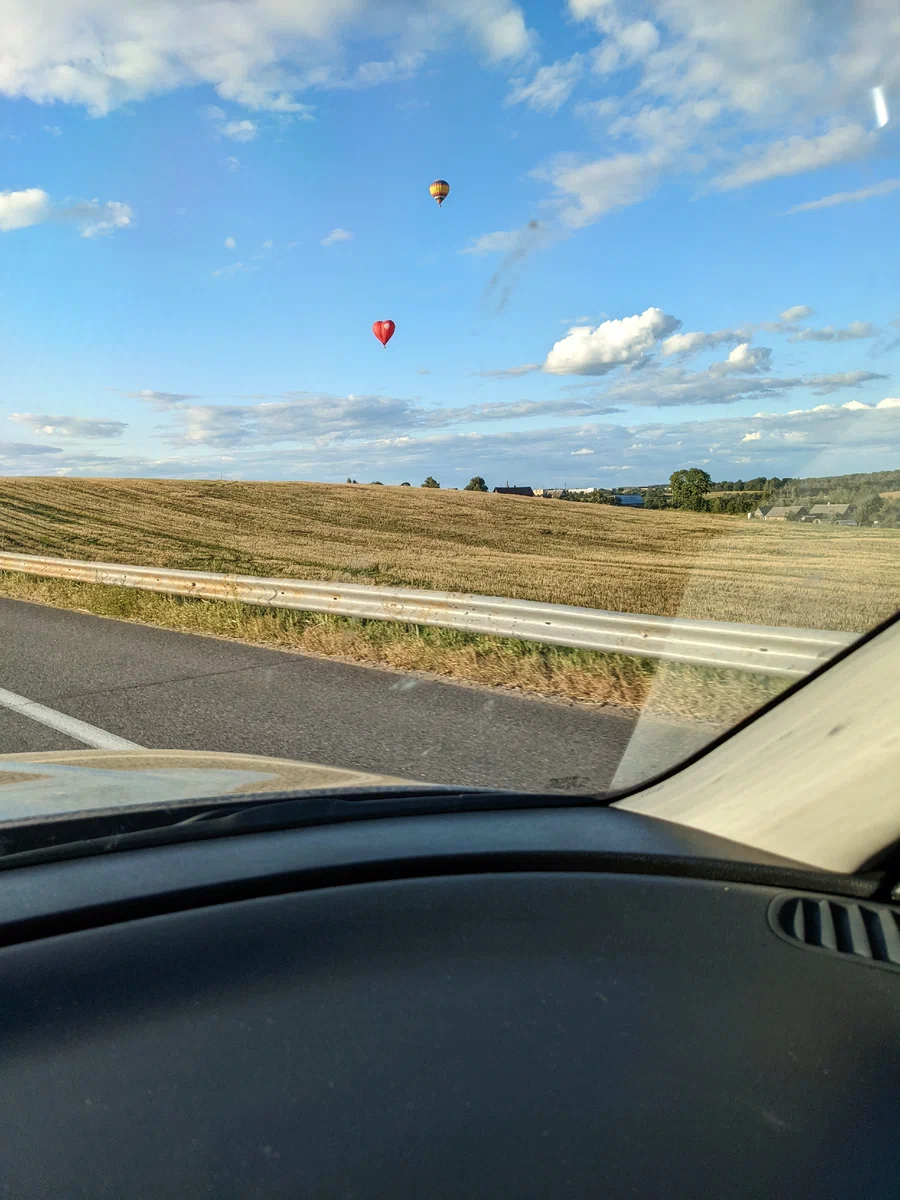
top-left (771, 895), bottom-right (900, 971)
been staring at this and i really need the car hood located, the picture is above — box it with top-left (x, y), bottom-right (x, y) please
top-left (0, 749), bottom-right (420, 825)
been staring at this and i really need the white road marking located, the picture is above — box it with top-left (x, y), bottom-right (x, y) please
top-left (0, 686), bottom-right (142, 750)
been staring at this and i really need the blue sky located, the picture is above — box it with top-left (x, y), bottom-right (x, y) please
top-left (1, 0), bottom-right (899, 486)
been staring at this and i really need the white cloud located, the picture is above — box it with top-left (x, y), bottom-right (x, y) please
top-left (222, 119), bottom-right (258, 142)
top-left (127, 390), bottom-right (201, 409)
top-left (517, 3), bottom-right (900, 232)
top-left (780, 305), bottom-right (814, 322)
top-left (0, 0), bottom-right (533, 117)
top-left (788, 321), bottom-right (876, 343)
top-left (42, 124), bottom-right (62, 136)
top-left (460, 228), bottom-right (525, 255)
top-left (321, 227), bottom-right (352, 247)
top-left (878, 397), bottom-right (900, 408)
top-left (475, 364), bottom-right (542, 378)
top-left (506, 54), bottom-right (583, 114)
top-left (543, 307), bottom-right (681, 375)
top-left (713, 124), bottom-right (872, 191)
top-left (212, 261), bottom-right (250, 277)
top-left (595, 365), bottom-right (887, 409)
top-left (5, 395), bottom-right (896, 484)
top-left (262, 238), bottom-right (273, 248)
top-left (710, 343), bottom-right (773, 374)
top-left (225, 155), bottom-right (240, 171)
top-left (536, 149), bottom-right (664, 228)
top-left (0, 188), bottom-right (132, 237)
top-left (661, 328), bottom-right (748, 357)
top-left (66, 198), bottom-right (133, 238)
top-left (0, 187), bottom-right (51, 231)
top-left (786, 178), bottom-right (900, 214)
top-left (8, 412), bottom-right (126, 438)
top-left (224, 235), bottom-right (236, 249)
top-left (571, 447), bottom-right (594, 455)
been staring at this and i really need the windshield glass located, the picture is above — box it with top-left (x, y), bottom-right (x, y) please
top-left (0, 0), bottom-right (898, 826)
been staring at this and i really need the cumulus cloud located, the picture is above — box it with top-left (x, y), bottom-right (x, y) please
top-left (224, 235), bottom-right (236, 248)
top-left (543, 307), bottom-right (680, 375)
top-left (66, 198), bottom-right (133, 237)
top-left (661, 328), bottom-right (749, 357)
top-left (0, 188), bottom-right (133, 237)
top-left (786, 178), bottom-right (900, 214)
top-left (321, 227), bottom-right (352, 247)
top-left (788, 321), bottom-right (877, 343)
top-left (506, 54), bottom-right (583, 114)
top-left (0, 0), bottom-right (533, 117)
top-left (780, 305), bottom-right (814, 322)
top-left (709, 343), bottom-right (773, 374)
top-left (0, 187), bottom-right (51, 231)
top-left (8, 412), bottom-right (126, 438)
top-left (222, 119), bottom-right (258, 142)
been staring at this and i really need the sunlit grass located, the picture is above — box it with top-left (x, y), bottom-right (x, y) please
top-left (0, 570), bottom-right (789, 723)
top-left (0, 477), bottom-right (897, 631)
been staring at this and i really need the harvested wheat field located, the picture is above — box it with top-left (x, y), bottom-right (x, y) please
top-left (0, 477), bottom-right (898, 632)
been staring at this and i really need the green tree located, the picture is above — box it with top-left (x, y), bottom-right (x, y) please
top-left (370, 481), bottom-right (383, 485)
top-left (856, 493), bottom-right (884, 525)
top-left (422, 476), bottom-right (440, 488)
top-left (464, 476), bottom-right (488, 492)
top-left (670, 468), bottom-right (712, 511)
top-left (643, 487), bottom-right (668, 509)
top-left (400, 481), bottom-right (411, 486)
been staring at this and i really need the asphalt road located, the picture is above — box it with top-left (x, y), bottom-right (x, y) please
top-left (0, 597), bottom-right (658, 794)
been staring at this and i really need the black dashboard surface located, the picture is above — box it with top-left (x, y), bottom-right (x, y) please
top-left (0, 807), bottom-right (896, 1199)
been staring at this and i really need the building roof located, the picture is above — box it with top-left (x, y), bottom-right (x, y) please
top-left (493, 486), bottom-right (534, 497)
top-left (763, 505), bottom-right (806, 518)
top-left (808, 503), bottom-right (853, 515)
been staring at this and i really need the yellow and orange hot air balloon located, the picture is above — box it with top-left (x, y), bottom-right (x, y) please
top-left (429, 179), bottom-right (450, 208)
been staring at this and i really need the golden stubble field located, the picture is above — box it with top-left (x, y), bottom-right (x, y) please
top-left (1, 477), bottom-right (898, 632)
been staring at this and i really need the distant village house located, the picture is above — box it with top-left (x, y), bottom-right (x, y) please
top-left (749, 502), bottom-right (857, 524)
top-left (748, 505), bottom-right (807, 521)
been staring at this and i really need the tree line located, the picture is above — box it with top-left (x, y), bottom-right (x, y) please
top-left (661, 467), bottom-right (900, 524)
top-left (343, 467), bottom-right (900, 525)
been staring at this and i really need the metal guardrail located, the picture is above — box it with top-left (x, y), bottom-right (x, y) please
top-left (0, 552), bottom-right (858, 678)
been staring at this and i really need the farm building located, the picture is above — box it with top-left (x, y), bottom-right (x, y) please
top-left (801, 504), bottom-right (856, 524)
top-left (748, 505), bottom-right (807, 521)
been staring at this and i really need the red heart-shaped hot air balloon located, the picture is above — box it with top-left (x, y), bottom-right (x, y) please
top-left (372, 320), bottom-right (395, 347)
